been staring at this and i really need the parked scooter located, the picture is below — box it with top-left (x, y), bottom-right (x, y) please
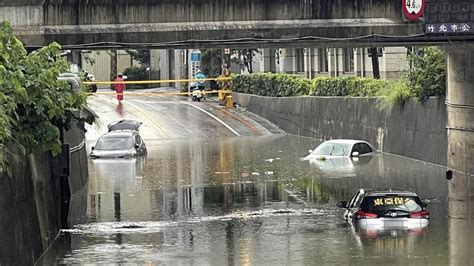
top-left (190, 82), bottom-right (205, 102)
top-left (84, 71), bottom-right (98, 93)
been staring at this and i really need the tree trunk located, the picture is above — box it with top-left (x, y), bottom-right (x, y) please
top-left (110, 49), bottom-right (117, 81)
top-left (110, 49), bottom-right (118, 90)
top-left (369, 47), bottom-right (380, 79)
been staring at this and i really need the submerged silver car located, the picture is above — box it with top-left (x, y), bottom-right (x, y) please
top-left (303, 139), bottom-right (375, 160)
top-left (91, 120), bottom-right (147, 158)
top-left (337, 189), bottom-right (429, 230)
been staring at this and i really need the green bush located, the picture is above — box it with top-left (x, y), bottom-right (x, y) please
top-left (233, 73), bottom-right (311, 97)
top-left (231, 48), bottom-right (446, 106)
top-left (309, 76), bottom-right (387, 97)
top-left (123, 66), bottom-right (148, 89)
top-left (377, 80), bottom-right (414, 111)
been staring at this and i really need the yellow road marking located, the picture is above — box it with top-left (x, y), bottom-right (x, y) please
top-left (219, 108), bottom-right (262, 135)
top-left (125, 101), bottom-right (171, 137)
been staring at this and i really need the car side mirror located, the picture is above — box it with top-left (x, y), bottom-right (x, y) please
top-left (134, 143), bottom-right (140, 149)
top-left (351, 151), bottom-right (360, 157)
top-left (336, 201), bottom-right (348, 208)
top-left (421, 201), bottom-right (428, 208)
top-left (308, 149), bottom-right (313, 153)
top-left (91, 146), bottom-right (95, 150)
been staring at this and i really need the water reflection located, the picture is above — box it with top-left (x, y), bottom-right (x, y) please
top-left (37, 135), bottom-right (474, 264)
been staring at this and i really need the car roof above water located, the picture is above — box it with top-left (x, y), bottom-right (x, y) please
top-left (108, 119), bottom-right (142, 132)
top-left (365, 190), bottom-right (419, 197)
top-left (100, 131), bottom-right (137, 138)
top-left (323, 139), bottom-right (369, 145)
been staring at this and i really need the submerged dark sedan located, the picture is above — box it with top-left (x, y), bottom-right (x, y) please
top-left (90, 130), bottom-right (147, 158)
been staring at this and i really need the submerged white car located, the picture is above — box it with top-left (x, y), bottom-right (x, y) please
top-left (303, 139), bottom-right (375, 160)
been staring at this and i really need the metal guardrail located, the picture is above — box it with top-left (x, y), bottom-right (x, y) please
top-left (69, 138), bottom-right (86, 154)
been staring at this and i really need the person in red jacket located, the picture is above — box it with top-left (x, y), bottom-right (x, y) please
top-left (114, 73), bottom-right (126, 103)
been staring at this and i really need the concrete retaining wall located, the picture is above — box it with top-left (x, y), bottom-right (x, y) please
top-left (0, 149), bottom-right (60, 265)
top-left (0, 122), bottom-right (89, 265)
top-left (233, 93), bottom-right (447, 165)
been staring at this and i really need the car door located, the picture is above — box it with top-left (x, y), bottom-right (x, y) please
top-left (346, 189), bottom-right (365, 220)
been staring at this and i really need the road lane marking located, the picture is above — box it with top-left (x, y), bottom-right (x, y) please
top-left (219, 108), bottom-right (262, 135)
top-left (182, 102), bottom-right (241, 137)
top-left (136, 100), bottom-right (194, 136)
top-left (125, 101), bottom-right (171, 137)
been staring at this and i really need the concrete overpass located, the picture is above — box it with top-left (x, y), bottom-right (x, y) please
top-left (3, 0), bottom-right (474, 49)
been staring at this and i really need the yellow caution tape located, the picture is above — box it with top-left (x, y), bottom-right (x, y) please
top-left (88, 90), bottom-right (232, 96)
top-left (84, 77), bottom-right (232, 85)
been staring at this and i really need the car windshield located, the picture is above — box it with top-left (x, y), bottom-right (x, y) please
top-left (95, 136), bottom-right (133, 150)
top-left (360, 195), bottom-right (423, 213)
top-left (312, 142), bottom-right (351, 156)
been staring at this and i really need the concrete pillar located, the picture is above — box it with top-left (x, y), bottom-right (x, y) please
top-left (150, 49), bottom-right (161, 81)
top-left (327, 49), bottom-right (333, 76)
top-left (159, 49), bottom-right (170, 87)
top-left (446, 44), bottom-right (474, 226)
top-left (269, 49), bottom-right (276, 73)
top-left (172, 50), bottom-right (179, 89)
top-left (168, 49), bottom-right (175, 88)
top-left (445, 45), bottom-right (474, 264)
top-left (283, 48), bottom-right (295, 74)
top-left (71, 51), bottom-right (82, 67)
top-left (328, 48), bottom-right (339, 77)
top-left (304, 48), bottom-right (313, 79)
top-left (260, 49), bottom-right (271, 72)
top-left (277, 49), bottom-right (285, 73)
top-left (446, 45), bottom-right (474, 178)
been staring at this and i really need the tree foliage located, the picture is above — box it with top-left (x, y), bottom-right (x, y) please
top-left (231, 49), bottom-right (260, 74)
top-left (200, 49), bottom-right (222, 77)
top-left (0, 20), bottom-right (87, 170)
top-left (123, 66), bottom-right (148, 89)
top-left (403, 47), bottom-right (446, 102)
top-left (125, 49), bottom-right (150, 67)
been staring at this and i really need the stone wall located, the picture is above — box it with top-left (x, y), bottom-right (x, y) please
top-left (233, 93), bottom-right (447, 165)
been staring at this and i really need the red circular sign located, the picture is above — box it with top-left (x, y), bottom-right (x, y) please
top-left (402, 0), bottom-right (426, 21)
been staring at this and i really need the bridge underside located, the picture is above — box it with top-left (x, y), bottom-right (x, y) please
top-left (15, 19), bottom-right (474, 50)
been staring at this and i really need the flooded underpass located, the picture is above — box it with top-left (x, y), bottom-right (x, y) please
top-left (37, 135), bottom-right (474, 265)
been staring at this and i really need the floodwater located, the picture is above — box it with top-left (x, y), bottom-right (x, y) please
top-left (37, 135), bottom-right (474, 265)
